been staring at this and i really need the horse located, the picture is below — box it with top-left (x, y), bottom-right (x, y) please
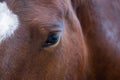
top-left (0, 0), bottom-right (120, 80)
top-left (0, 0), bottom-right (87, 80)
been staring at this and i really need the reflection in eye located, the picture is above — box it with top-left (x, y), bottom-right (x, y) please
top-left (42, 32), bottom-right (61, 48)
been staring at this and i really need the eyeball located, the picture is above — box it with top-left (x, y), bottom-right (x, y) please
top-left (42, 32), bottom-right (61, 48)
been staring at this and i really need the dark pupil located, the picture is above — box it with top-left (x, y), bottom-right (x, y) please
top-left (43, 33), bottom-right (60, 47)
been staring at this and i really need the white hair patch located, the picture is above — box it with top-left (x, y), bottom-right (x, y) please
top-left (0, 2), bottom-right (19, 42)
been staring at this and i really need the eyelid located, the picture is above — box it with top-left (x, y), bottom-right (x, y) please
top-left (43, 21), bottom-right (64, 32)
top-left (45, 25), bottom-right (63, 32)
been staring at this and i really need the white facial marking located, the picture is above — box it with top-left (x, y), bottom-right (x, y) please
top-left (0, 2), bottom-right (19, 42)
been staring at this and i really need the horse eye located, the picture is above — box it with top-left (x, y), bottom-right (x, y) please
top-left (42, 33), bottom-right (61, 48)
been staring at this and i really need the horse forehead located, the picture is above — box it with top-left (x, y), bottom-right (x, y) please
top-left (0, 1), bottom-right (19, 43)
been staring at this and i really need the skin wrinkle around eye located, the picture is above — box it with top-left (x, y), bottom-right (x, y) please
top-left (0, 1), bottom-right (19, 43)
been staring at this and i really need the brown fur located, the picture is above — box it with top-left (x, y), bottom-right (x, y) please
top-left (75, 0), bottom-right (120, 80)
top-left (1, 0), bottom-right (120, 80)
